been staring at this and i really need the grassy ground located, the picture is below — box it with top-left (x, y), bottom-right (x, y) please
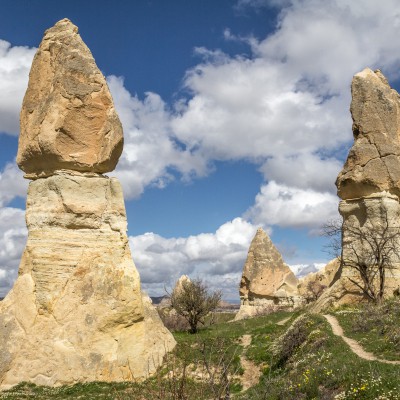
top-left (334, 298), bottom-right (400, 361)
top-left (1, 306), bottom-right (399, 399)
top-left (238, 313), bottom-right (400, 400)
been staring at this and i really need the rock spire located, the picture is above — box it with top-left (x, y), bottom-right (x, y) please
top-left (337, 68), bottom-right (400, 199)
top-left (0, 19), bottom-right (175, 390)
top-left (314, 68), bottom-right (400, 310)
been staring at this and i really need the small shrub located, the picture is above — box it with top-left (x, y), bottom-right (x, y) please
top-left (170, 278), bottom-right (222, 334)
top-left (304, 280), bottom-right (327, 303)
top-left (270, 314), bottom-right (312, 367)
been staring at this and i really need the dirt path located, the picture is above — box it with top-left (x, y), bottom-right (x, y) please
top-left (238, 334), bottom-right (262, 391)
top-left (276, 317), bottom-right (291, 326)
top-left (240, 334), bottom-right (252, 347)
top-left (323, 314), bottom-right (400, 365)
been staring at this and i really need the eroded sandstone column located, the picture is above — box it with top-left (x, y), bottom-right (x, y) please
top-left (0, 19), bottom-right (175, 390)
top-left (336, 68), bottom-right (400, 298)
top-left (314, 69), bottom-right (400, 311)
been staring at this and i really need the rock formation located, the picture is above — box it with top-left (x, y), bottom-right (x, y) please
top-left (235, 228), bottom-right (301, 320)
top-left (317, 68), bottom-right (400, 310)
top-left (0, 19), bottom-right (175, 390)
top-left (297, 259), bottom-right (339, 300)
top-left (337, 69), bottom-right (400, 200)
top-left (17, 18), bottom-right (123, 178)
top-left (174, 275), bottom-right (191, 294)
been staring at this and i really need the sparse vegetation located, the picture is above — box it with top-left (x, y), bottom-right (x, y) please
top-left (335, 298), bottom-right (400, 361)
top-left (323, 214), bottom-right (400, 304)
top-left (1, 305), bottom-right (399, 399)
top-left (304, 280), bottom-right (327, 303)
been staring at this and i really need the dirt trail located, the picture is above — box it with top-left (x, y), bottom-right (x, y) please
top-left (238, 334), bottom-right (262, 391)
top-left (323, 314), bottom-right (400, 365)
top-left (276, 317), bottom-right (291, 326)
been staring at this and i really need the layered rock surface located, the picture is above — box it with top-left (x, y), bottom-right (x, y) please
top-left (0, 19), bottom-right (175, 390)
top-left (0, 174), bottom-right (175, 388)
top-left (17, 19), bottom-right (123, 178)
top-left (235, 228), bottom-right (300, 320)
top-left (337, 68), bottom-right (400, 199)
top-left (319, 68), bottom-right (400, 310)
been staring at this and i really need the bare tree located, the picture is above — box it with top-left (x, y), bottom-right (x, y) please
top-left (304, 280), bottom-right (327, 303)
top-left (323, 211), bottom-right (400, 303)
top-left (170, 278), bottom-right (222, 334)
top-left (322, 218), bottom-right (342, 258)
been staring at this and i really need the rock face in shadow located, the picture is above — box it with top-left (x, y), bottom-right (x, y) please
top-left (235, 228), bottom-right (301, 320)
top-left (0, 19), bottom-right (175, 390)
top-left (17, 19), bottom-right (123, 178)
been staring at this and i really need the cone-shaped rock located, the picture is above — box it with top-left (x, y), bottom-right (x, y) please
top-left (239, 228), bottom-right (298, 300)
top-left (17, 18), bottom-right (123, 178)
top-left (174, 275), bottom-right (191, 294)
top-left (235, 228), bottom-right (300, 320)
top-left (0, 19), bottom-right (175, 390)
top-left (336, 68), bottom-right (400, 200)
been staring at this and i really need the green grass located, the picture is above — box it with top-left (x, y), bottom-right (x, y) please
top-left (334, 299), bottom-right (400, 361)
top-left (237, 313), bottom-right (400, 400)
top-left (1, 305), bottom-right (399, 399)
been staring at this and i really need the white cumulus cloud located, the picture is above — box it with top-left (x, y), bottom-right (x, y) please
top-left (0, 40), bottom-right (35, 135)
top-left (3, 1), bottom-right (400, 298)
top-left (108, 75), bottom-right (210, 199)
top-left (0, 162), bottom-right (28, 207)
top-left (245, 181), bottom-right (339, 228)
top-left (0, 207), bottom-right (27, 297)
top-left (130, 217), bottom-right (258, 299)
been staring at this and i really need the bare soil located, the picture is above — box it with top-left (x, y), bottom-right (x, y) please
top-left (238, 334), bottom-right (262, 391)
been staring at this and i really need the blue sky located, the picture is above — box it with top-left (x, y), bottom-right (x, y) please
top-left (1, 0), bottom-right (400, 300)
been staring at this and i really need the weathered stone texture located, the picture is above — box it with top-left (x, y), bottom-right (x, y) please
top-left (17, 19), bottom-right (123, 177)
top-left (0, 174), bottom-right (175, 389)
top-left (318, 68), bottom-right (400, 311)
top-left (337, 68), bottom-right (400, 200)
top-left (1, 18), bottom-right (175, 389)
top-left (235, 228), bottom-right (300, 320)
top-left (239, 228), bottom-right (298, 302)
top-left (340, 195), bottom-right (400, 293)
top-left (297, 258), bottom-right (341, 301)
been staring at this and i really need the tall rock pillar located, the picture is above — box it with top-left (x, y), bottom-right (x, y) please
top-left (336, 68), bottom-right (400, 298)
top-left (0, 19), bottom-right (175, 390)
